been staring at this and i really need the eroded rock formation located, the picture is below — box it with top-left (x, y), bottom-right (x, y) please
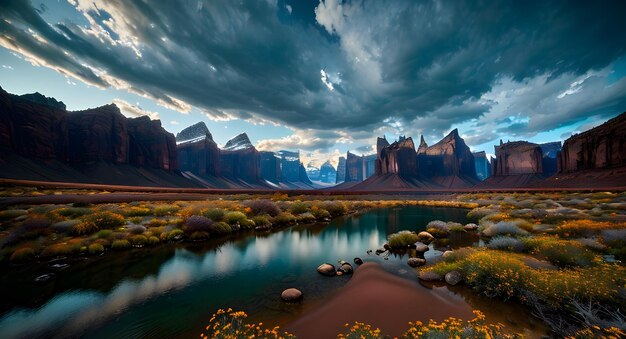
top-left (336, 156), bottom-right (346, 184)
top-left (176, 122), bottom-right (220, 176)
top-left (472, 151), bottom-right (491, 181)
top-left (376, 136), bottom-right (417, 177)
top-left (492, 140), bottom-right (543, 176)
top-left (558, 112), bottom-right (626, 172)
top-left (0, 86), bottom-right (177, 171)
top-left (345, 152), bottom-right (364, 182)
top-left (418, 129), bottom-right (477, 180)
top-left (220, 133), bottom-right (260, 182)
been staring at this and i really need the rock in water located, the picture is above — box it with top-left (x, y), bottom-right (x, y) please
top-left (407, 258), bottom-right (426, 267)
top-left (418, 270), bottom-right (443, 281)
top-left (417, 231), bottom-right (434, 244)
top-left (339, 263), bottom-right (353, 274)
top-left (353, 257), bottom-right (363, 265)
top-left (464, 223), bottom-right (479, 231)
top-left (445, 271), bottom-right (463, 285)
top-left (281, 288), bottom-right (303, 302)
top-left (317, 263), bottom-right (336, 276)
top-left (414, 242), bottom-right (429, 253)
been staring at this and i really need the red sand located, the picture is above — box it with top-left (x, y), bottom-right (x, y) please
top-left (285, 263), bottom-right (474, 338)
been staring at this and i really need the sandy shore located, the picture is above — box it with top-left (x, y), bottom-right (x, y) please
top-left (285, 262), bottom-right (474, 338)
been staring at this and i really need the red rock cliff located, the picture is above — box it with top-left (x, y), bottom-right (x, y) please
top-left (558, 112), bottom-right (626, 173)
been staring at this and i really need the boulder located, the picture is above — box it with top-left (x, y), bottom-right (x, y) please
top-left (417, 231), bottom-right (434, 244)
top-left (414, 242), bottom-right (429, 253)
top-left (407, 257), bottom-right (426, 267)
top-left (280, 288), bottom-right (303, 302)
top-left (442, 250), bottom-right (454, 259)
top-left (317, 263), bottom-right (336, 276)
top-left (445, 271), bottom-right (463, 285)
top-left (418, 270), bottom-right (443, 281)
top-left (463, 223), bottom-right (479, 231)
top-left (339, 263), bottom-right (353, 274)
top-left (353, 257), bottom-right (363, 265)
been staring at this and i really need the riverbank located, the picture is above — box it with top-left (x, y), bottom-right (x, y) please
top-left (285, 262), bottom-right (474, 338)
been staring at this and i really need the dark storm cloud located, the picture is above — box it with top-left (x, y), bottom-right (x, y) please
top-left (1, 0), bottom-right (626, 149)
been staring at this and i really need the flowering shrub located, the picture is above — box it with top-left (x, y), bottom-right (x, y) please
top-left (402, 310), bottom-right (519, 338)
top-left (426, 248), bottom-right (625, 305)
top-left (522, 236), bottom-right (598, 268)
top-left (560, 219), bottom-right (626, 236)
top-left (567, 326), bottom-right (625, 339)
top-left (338, 321), bottom-right (382, 339)
top-left (200, 308), bottom-right (295, 339)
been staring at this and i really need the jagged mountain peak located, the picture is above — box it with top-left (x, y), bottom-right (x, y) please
top-left (224, 132), bottom-right (254, 151)
top-left (176, 122), bottom-right (213, 143)
top-left (16, 91), bottom-right (67, 110)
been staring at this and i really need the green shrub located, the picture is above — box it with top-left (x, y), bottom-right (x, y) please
top-left (73, 221), bottom-right (100, 235)
top-left (273, 212), bottom-right (296, 226)
top-left (111, 239), bottom-right (131, 250)
top-left (147, 236), bottom-right (160, 246)
top-left (165, 229), bottom-right (184, 241)
top-left (57, 207), bottom-right (92, 218)
top-left (10, 247), bottom-right (35, 263)
top-left (52, 219), bottom-right (80, 234)
top-left (387, 231), bottom-right (419, 249)
top-left (244, 200), bottom-right (281, 216)
top-left (129, 235), bottom-right (147, 246)
top-left (211, 222), bottom-right (232, 235)
top-left (122, 206), bottom-right (152, 217)
top-left (146, 218), bottom-right (167, 227)
top-left (41, 243), bottom-right (81, 257)
top-left (190, 231), bottom-right (210, 241)
top-left (523, 236), bottom-right (598, 268)
top-left (82, 212), bottom-right (126, 230)
top-left (88, 243), bottom-right (104, 254)
top-left (240, 219), bottom-right (255, 230)
top-left (251, 215), bottom-right (271, 229)
top-left (311, 207), bottom-right (331, 220)
top-left (448, 222), bottom-right (466, 233)
top-left (224, 211), bottom-right (247, 225)
top-left (289, 201), bottom-right (310, 214)
top-left (0, 209), bottom-right (28, 220)
top-left (129, 216), bottom-right (144, 224)
top-left (153, 204), bottom-right (179, 216)
top-left (321, 201), bottom-right (347, 217)
top-left (202, 208), bottom-right (225, 221)
top-left (95, 229), bottom-right (113, 238)
top-left (297, 212), bottom-right (316, 224)
top-left (426, 227), bottom-right (449, 238)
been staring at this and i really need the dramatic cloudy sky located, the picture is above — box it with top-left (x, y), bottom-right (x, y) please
top-left (1, 0), bottom-right (626, 167)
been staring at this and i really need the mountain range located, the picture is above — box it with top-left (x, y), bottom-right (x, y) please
top-left (1, 86), bottom-right (625, 190)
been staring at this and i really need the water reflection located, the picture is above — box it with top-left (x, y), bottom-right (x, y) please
top-left (0, 206), bottom-right (480, 338)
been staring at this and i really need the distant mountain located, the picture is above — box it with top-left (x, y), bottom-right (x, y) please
top-left (176, 121), bottom-right (213, 143)
top-left (223, 133), bottom-right (254, 151)
top-left (176, 122), bottom-right (220, 178)
top-left (472, 151), bottom-right (491, 181)
top-left (319, 160), bottom-right (337, 184)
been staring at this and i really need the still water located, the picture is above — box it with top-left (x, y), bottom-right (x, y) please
top-left (0, 206), bottom-right (544, 338)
